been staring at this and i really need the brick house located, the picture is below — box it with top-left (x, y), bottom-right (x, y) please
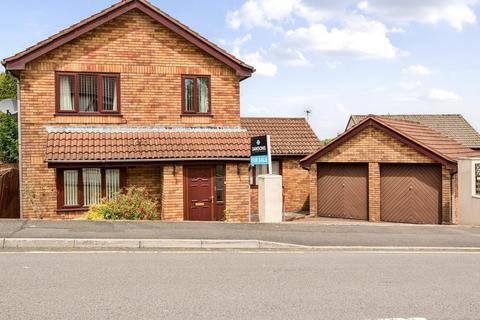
top-left (2, 0), bottom-right (260, 220)
top-left (301, 115), bottom-right (480, 224)
top-left (241, 117), bottom-right (322, 214)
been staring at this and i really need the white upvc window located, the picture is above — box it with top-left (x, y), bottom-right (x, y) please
top-left (474, 161), bottom-right (480, 197)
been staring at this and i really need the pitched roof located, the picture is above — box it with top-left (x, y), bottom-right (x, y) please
top-left (301, 116), bottom-right (479, 169)
top-left (2, 0), bottom-right (254, 78)
top-left (240, 117), bottom-right (322, 156)
top-left (348, 114), bottom-right (480, 149)
top-left (45, 127), bottom-right (250, 163)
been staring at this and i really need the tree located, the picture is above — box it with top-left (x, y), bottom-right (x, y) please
top-left (0, 72), bottom-right (17, 100)
top-left (0, 112), bottom-right (18, 163)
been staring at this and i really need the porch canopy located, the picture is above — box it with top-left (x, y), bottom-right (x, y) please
top-left (45, 126), bottom-right (250, 165)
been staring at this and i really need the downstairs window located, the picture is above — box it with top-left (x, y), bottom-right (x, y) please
top-left (57, 168), bottom-right (125, 209)
top-left (249, 160), bottom-right (281, 186)
top-left (475, 162), bottom-right (480, 196)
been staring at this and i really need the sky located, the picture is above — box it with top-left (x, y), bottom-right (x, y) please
top-left (1, 0), bottom-right (480, 139)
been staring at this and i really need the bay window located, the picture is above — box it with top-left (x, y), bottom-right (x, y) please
top-left (57, 168), bottom-right (125, 209)
top-left (56, 72), bottom-right (120, 114)
top-left (182, 75), bottom-right (210, 114)
top-left (249, 160), bottom-right (281, 186)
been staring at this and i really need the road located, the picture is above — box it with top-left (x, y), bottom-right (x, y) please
top-left (1, 251), bottom-right (479, 320)
top-left (2, 219), bottom-right (480, 247)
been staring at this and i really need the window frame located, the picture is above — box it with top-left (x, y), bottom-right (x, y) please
top-left (55, 72), bottom-right (121, 115)
top-left (249, 160), bottom-right (282, 186)
top-left (473, 161), bottom-right (480, 198)
top-left (181, 75), bottom-right (212, 115)
top-left (56, 168), bottom-right (126, 210)
top-left (215, 164), bottom-right (226, 204)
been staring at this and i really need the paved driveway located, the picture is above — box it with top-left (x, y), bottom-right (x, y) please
top-left (1, 219), bottom-right (480, 247)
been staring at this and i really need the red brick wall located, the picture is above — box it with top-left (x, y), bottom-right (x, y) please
top-left (18, 10), bottom-right (243, 219)
top-left (127, 166), bottom-right (162, 214)
top-left (282, 158), bottom-right (310, 213)
top-left (225, 163), bottom-right (250, 222)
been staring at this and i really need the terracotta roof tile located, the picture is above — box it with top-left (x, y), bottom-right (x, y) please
top-left (240, 117), bottom-right (322, 156)
top-left (350, 114), bottom-right (480, 149)
top-left (375, 117), bottom-right (479, 161)
top-left (46, 129), bottom-right (250, 162)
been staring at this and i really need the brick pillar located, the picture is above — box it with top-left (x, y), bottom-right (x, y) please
top-left (161, 164), bottom-right (184, 221)
top-left (368, 162), bottom-right (380, 222)
top-left (309, 164), bottom-right (317, 216)
top-left (441, 167), bottom-right (452, 224)
top-left (225, 163), bottom-right (250, 222)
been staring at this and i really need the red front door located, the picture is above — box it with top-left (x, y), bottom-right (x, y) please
top-left (185, 166), bottom-right (214, 221)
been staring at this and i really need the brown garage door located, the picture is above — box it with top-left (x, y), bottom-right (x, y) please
top-left (317, 163), bottom-right (368, 220)
top-left (380, 164), bottom-right (442, 224)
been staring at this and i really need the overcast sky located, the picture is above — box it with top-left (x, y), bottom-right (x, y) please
top-left (2, 0), bottom-right (480, 139)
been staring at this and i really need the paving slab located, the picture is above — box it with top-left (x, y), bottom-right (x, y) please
top-left (4, 238), bottom-right (75, 249)
top-left (74, 239), bottom-right (140, 249)
top-left (140, 239), bottom-right (201, 249)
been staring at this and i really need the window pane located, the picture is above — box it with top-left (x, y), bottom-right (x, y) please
top-left (197, 77), bottom-right (209, 113)
top-left (272, 161), bottom-right (281, 175)
top-left (184, 78), bottom-right (194, 112)
top-left (59, 76), bottom-right (75, 111)
top-left (83, 168), bottom-right (102, 206)
top-left (79, 75), bottom-right (98, 112)
top-left (106, 169), bottom-right (120, 200)
top-left (63, 170), bottom-right (78, 206)
top-left (103, 77), bottom-right (118, 111)
top-left (476, 163), bottom-right (480, 195)
top-left (216, 165), bottom-right (225, 202)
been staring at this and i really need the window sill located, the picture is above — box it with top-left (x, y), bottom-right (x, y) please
top-left (56, 207), bottom-right (89, 213)
top-left (180, 114), bottom-right (213, 118)
top-left (54, 113), bottom-right (123, 117)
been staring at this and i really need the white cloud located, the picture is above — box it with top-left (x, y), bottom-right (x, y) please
top-left (427, 88), bottom-right (462, 101)
top-left (243, 51), bottom-right (278, 77)
top-left (269, 44), bottom-right (310, 66)
top-left (399, 80), bottom-right (422, 90)
top-left (284, 15), bottom-right (402, 59)
top-left (231, 34), bottom-right (252, 56)
top-left (402, 64), bottom-right (433, 76)
top-left (358, 0), bottom-right (477, 31)
top-left (336, 103), bottom-right (350, 116)
top-left (226, 0), bottom-right (299, 29)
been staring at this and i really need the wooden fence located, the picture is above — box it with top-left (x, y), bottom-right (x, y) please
top-left (0, 164), bottom-right (20, 219)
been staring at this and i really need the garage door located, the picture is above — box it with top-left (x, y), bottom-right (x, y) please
top-left (380, 164), bottom-right (442, 224)
top-left (317, 163), bottom-right (368, 220)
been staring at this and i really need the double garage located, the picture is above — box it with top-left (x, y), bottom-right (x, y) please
top-left (300, 116), bottom-right (476, 225)
top-left (316, 163), bottom-right (442, 224)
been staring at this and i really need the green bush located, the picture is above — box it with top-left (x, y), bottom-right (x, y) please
top-left (0, 72), bottom-right (16, 100)
top-left (85, 187), bottom-right (159, 220)
top-left (0, 112), bottom-right (18, 163)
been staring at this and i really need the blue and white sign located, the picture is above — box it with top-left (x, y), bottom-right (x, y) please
top-left (250, 135), bottom-right (272, 172)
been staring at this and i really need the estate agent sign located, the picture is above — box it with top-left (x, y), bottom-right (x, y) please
top-left (250, 135), bottom-right (272, 173)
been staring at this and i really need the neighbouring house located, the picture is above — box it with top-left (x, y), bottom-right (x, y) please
top-left (347, 114), bottom-right (480, 150)
top-left (301, 115), bottom-right (480, 225)
top-left (0, 99), bottom-right (17, 114)
top-left (458, 157), bottom-right (480, 225)
top-left (240, 117), bottom-right (322, 214)
top-left (2, 0), bottom-right (259, 221)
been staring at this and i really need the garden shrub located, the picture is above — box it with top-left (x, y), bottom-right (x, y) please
top-left (85, 186), bottom-right (159, 220)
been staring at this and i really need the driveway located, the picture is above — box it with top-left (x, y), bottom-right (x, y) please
top-left (1, 219), bottom-right (480, 247)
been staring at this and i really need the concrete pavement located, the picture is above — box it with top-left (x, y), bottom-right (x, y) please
top-left (1, 219), bottom-right (480, 248)
top-left (1, 251), bottom-right (479, 320)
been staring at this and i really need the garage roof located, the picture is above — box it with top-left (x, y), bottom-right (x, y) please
top-left (241, 117), bottom-right (322, 156)
top-left (301, 116), bottom-right (479, 169)
top-left (348, 114), bottom-right (480, 149)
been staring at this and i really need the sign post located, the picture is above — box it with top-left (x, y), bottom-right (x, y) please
top-left (250, 135), bottom-right (271, 172)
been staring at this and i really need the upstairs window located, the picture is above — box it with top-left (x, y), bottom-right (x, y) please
top-left (182, 75), bottom-right (210, 114)
top-left (57, 73), bottom-right (120, 114)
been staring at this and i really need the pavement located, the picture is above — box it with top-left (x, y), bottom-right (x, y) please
top-left (1, 250), bottom-right (479, 320)
top-left (1, 219), bottom-right (480, 249)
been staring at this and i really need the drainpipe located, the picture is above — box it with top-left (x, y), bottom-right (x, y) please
top-left (9, 72), bottom-right (23, 219)
top-left (451, 173), bottom-right (455, 224)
